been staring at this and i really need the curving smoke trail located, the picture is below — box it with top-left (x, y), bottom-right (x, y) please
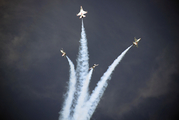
top-left (82, 45), bottom-right (133, 120)
top-left (73, 19), bottom-right (89, 120)
top-left (77, 69), bottom-right (94, 105)
top-left (59, 56), bottom-right (76, 120)
top-left (84, 69), bottom-right (94, 99)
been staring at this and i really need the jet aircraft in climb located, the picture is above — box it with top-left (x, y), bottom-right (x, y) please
top-left (133, 37), bottom-right (141, 47)
top-left (60, 49), bottom-right (66, 57)
top-left (77, 6), bottom-right (87, 19)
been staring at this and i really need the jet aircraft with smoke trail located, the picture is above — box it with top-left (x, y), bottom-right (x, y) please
top-left (133, 37), bottom-right (141, 47)
top-left (77, 6), bottom-right (87, 19)
top-left (60, 49), bottom-right (66, 57)
top-left (59, 6), bottom-right (135, 120)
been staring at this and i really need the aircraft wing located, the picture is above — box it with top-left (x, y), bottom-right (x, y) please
top-left (134, 37), bottom-right (137, 42)
top-left (82, 11), bottom-right (87, 14)
top-left (77, 12), bottom-right (81, 16)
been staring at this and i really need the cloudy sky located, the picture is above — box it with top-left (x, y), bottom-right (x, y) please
top-left (1, 0), bottom-right (179, 120)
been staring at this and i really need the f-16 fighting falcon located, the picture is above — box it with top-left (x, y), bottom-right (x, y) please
top-left (77, 6), bottom-right (87, 19)
top-left (60, 49), bottom-right (66, 57)
top-left (89, 64), bottom-right (99, 70)
top-left (133, 37), bottom-right (141, 47)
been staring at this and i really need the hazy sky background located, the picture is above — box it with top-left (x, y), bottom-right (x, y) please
top-left (1, 0), bottom-right (179, 120)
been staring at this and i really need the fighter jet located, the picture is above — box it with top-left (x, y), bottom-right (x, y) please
top-left (89, 64), bottom-right (99, 70)
top-left (133, 37), bottom-right (141, 47)
top-left (60, 49), bottom-right (66, 57)
top-left (77, 6), bottom-right (87, 19)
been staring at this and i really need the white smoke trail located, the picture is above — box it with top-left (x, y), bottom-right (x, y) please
top-left (73, 69), bottom-right (94, 120)
top-left (73, 19), bottom-right (89, 119)
top-left (59, 56), bottom-right (76, 120)
top-left (78, 69), bottom-right (94, 104)
top-left (76, 19), bottom-right (89, 80)
top-left (83, 69), bottom-right (94, 99)
top-left (81, 45), bottom-right (133, 120)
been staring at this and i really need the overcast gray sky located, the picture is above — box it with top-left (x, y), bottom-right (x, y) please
top-left (1, 0), bottom-right (179, 120)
